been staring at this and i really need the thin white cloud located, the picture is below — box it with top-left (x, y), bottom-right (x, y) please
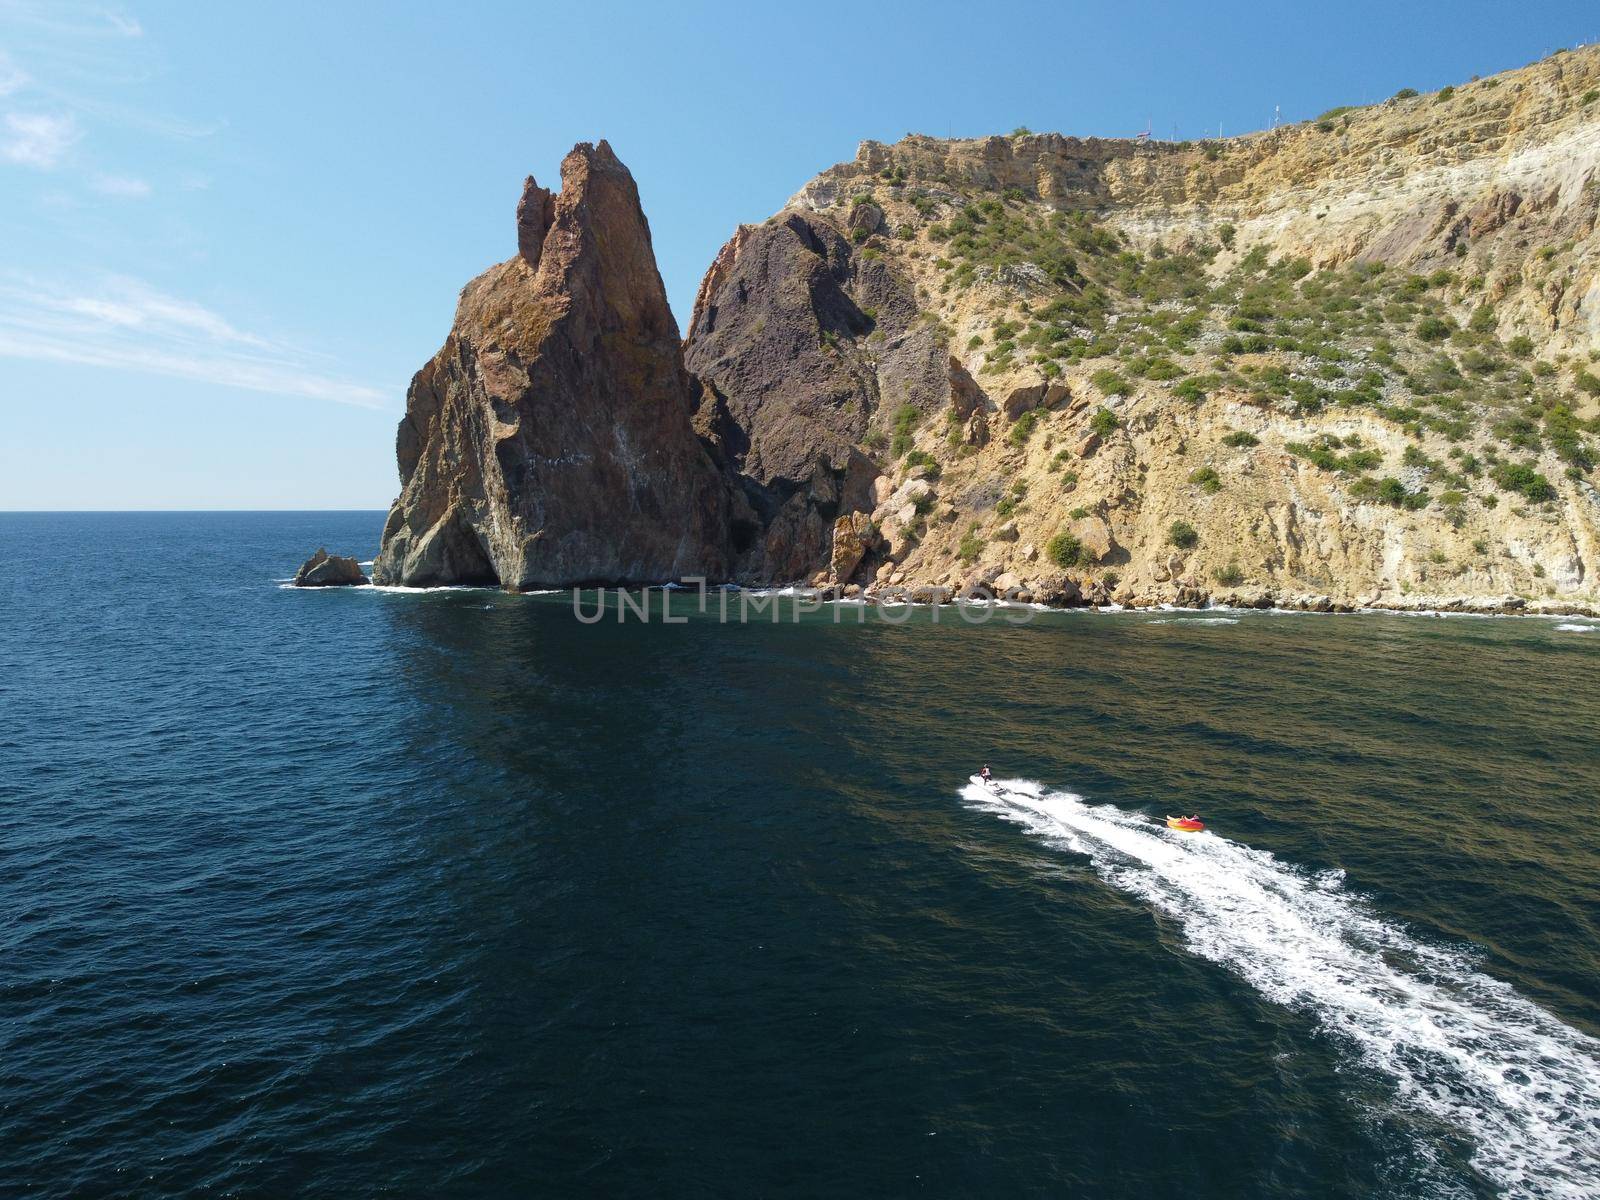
top-left (90, 171), bottom-right (149, 197)
top-left (99, 7), bottom-right (142, 37)
top-left (0, 2), bottom-right (218, 146)
top-left (39, 276), bottom-right (268, 346)
top-left (0, 330), bottom-right (389, 406)
top-left (2, 111), bottom-right (79, 167)
top-left (0, 52), bottom-right (29, 97)
top-left (3, 2), bottom-right (144, 41)
top-left (0, 275), bottom-right (391, 409)
top-left (0, 11), bottom-right (384, 410)
top-left (61, 94), bottom-right (224, 140)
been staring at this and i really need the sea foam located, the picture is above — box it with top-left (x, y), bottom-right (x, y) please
top-left (961, 779), bottom-right (1600, 1199)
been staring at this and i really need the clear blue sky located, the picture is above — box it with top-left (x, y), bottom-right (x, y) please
top-left (2, 0), bottom-right (1595, 509)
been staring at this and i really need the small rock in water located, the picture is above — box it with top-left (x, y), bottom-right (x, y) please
top-left (293, 547), bottom-right (370, 588)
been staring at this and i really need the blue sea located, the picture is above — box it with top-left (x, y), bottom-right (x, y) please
top-left (5, 511), bottom-right (1600, 1198)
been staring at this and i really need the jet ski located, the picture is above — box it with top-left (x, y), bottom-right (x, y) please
top-left (1166, 815), bottom-right (1205, 832)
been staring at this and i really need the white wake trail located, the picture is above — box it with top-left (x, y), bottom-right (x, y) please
top-left (962, 779), bottom-right (1600, 1199)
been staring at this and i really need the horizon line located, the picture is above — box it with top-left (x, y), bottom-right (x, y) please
top-left (0, 507), bottom-right (392, 514)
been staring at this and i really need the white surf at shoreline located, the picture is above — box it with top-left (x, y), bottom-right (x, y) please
top-left (961, 778), bottom-right (1600, 1199)
top-left (269, 577), bottom-right (1600, 627)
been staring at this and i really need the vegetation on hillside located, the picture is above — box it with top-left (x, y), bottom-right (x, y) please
top-left (842, 172), bottom-right (1600, 515)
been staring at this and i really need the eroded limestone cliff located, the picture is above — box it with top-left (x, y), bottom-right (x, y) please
top-left (689, 44), bottom-right (1600, 612)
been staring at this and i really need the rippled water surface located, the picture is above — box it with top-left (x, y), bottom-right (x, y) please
top-left (4, 512), bottom-right (1600, 1198)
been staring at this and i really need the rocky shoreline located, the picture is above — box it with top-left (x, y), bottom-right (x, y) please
top-left (761, 582), bottom-right (1600, 619)
top-left (297, 564), bottom-right (1600, 620)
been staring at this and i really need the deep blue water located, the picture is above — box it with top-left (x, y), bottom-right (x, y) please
top-left (4, 511), bottom-right (1600, 1198)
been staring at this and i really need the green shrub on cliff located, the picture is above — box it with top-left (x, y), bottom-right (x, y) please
top-left (1008, 410), bottom-right (1041, 446)
top-left (1350, 477), bottom-right (1430, 508)
top-left (1213, 562), bottom-right (1246, 586)
top-left (1090, 407), bottom-right (1120, 437)
top-left (1091, 369), bottom-right (1131, 397)
top-left (1046, 531), bottom-right (1090, 568)
top-left (1492, 461), bottom-right (1556, 501)
top-left (890, 404), bottom-right (921, 458)
top-left (1187, 466), bottom-right (1222, 493)
top-left (1168, 521), bottom-right (1199, 550)
top-left (1544, 406), bottom-right (1595, 470)
top-left (1286, 441), bottom-right (1381, 473)
top-left (957, 527), bottom-right (984, 563)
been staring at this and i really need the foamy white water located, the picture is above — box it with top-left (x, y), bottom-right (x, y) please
top-left (961, 779), bottom-right (1600, 1199)
top-left (1555, 624), bottom-right (1597, 634)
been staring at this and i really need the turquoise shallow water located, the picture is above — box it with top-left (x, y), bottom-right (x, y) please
top-left (4, 512), bottom-right (1600, 1198)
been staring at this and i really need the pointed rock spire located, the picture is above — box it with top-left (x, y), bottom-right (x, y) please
top-left (374, 143), bottom-right (732, 590)
top-left (515, 175), bottom-right (555, 267)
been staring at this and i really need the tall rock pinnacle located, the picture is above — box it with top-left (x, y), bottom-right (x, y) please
top-left (373, 141), bottom-right (732, 589)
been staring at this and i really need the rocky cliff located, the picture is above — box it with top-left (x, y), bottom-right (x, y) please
top-left (683, 212), bottom-right (952, 583)
top-left (681, 44), bottom-right (1600, 611)
top-left (373, 141), bottom-right (731, 589)
top-left (375, 48), bottom-right (1600, 612)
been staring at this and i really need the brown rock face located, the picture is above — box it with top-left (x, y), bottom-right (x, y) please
top-left (374, 142), bottom-right (731, 589)
top-left (1069, 516), bottom-right (1115, 564)
top-left (683, 212), bottom-right (956, 583)
top-left (293, 547), bottom-right (369, 587)
top-left (949, 356), bottom-right (988, 420)
top-left (1002, 383), bottom-right (1046, 420)
top-left (829, 512), bottom-right (878, 583)
top-left (515, 176), bottom-right (555, 266)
